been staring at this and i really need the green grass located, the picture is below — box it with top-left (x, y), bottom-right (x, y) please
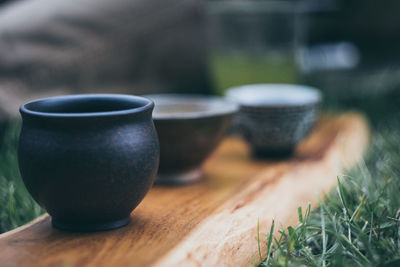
top-left (259, 125), bottom-right (400, 266)
top-left (257, 90), bottom-right (400, 266)
top-left (0, 121), bottom-right (43, 233)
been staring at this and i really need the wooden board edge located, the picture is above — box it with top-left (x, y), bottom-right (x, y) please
top-left (0, 214), bottom-right (49, 239)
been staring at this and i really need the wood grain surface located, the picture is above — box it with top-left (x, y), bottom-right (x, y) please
top-left (0, 113), bottom-right (369, 267)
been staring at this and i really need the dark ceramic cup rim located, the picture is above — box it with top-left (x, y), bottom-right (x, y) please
top-left (20, 94), bottom-right (154, 119)
top-left (143, 94), bottom-right (238, 120)
top-left (225, 84), bottom-right (322, 108)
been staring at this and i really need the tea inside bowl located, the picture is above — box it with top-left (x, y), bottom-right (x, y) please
top-left (154, 103), bottom-right (207, 115)
top-left (150, 94), bottom-right (238, 119)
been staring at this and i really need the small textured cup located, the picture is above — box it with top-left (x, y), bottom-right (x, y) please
top-left (18, 94), bottom-right (159, 231)
top-left (226, 84), bottom-right (322, 158)
top-left (144, 94), bottom-right (238, 185)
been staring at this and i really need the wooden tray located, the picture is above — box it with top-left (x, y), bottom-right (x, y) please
top-left (0, 113), bottom-right (369, 267)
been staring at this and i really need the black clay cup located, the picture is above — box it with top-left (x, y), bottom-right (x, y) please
top-left (144, 94), bottom-right (238, 185)
top-left (226, 84), bottom-right (322, 158)
top-left (18, 94), bottom-right (159, 232)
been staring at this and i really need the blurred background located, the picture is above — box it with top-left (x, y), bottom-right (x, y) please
top-left (0, 0), bottom-right (400, 232)
top-left (1, 0), bottom-right (400, 117)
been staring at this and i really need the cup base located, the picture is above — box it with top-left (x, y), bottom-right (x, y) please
top-left (155, 168), bottom-right (204, 185)
top-left (52, 216), bottom-right (130, 232)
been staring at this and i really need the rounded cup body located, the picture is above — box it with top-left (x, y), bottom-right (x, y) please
top-left (18, 94), bottom-right (159, 231)
top-left (155, 114), bottom-right (232, 176)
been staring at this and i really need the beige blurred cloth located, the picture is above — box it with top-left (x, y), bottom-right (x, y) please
top-left (0, 0), bottom-right (211, 118)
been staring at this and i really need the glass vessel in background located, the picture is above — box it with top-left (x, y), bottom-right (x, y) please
top-left (206, 0), bottom-right (300, 95)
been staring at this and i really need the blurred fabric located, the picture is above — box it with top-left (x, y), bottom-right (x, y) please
top-left (0, 0), bottom-right (212, 118)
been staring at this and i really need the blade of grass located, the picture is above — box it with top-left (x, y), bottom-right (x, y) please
top-left (257, 218), bottom-right (262, 262)
top-left (265, 220), bottom-right (275, 265)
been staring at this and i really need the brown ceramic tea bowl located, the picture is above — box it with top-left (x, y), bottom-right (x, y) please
top-left (144, 94), bottom-right (238, 185)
